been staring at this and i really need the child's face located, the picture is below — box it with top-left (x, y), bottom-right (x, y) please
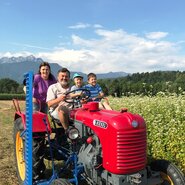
top-left (74, 77), bottom-right (83, 87)
top-left (88, 77), bottom-right (97, 86)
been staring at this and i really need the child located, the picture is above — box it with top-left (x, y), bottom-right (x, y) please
top-left (71, 73), bottom-right (84, 91)
top-left (70, 73), bottom-right (86, 107)
top-left (84, 73), bottom-right (112, 110)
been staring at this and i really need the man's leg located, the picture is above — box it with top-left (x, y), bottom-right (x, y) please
top-left (57, 106), bottom-right (69, 130)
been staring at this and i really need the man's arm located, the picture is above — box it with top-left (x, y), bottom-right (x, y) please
top-left (47, 95), bottom-right (66, 108)
top-left (46, 85), bottom-right (66, 108)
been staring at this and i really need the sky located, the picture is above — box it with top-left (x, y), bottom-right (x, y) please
top-left (1, 0), bottom-right (185, 74)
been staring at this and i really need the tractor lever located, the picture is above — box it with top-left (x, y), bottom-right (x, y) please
top-left (12, 99), bottom-right (21, 113)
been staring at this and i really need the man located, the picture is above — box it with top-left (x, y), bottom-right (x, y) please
top-left (46, 68), bottom-right (71, 130)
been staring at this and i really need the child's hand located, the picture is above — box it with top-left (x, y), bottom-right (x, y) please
top-left (81, 98), bottom-right (87, 104)
top-left (77, 92), bottom-right (82, 97)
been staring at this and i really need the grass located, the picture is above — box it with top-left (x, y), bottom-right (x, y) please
top-left (0, 100), bottom-right (24, 185)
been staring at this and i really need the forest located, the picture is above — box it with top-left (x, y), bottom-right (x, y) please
top-left (0, 71), bottom-right (185, 96)
top-left (97, 70), bottom-right (185, 96)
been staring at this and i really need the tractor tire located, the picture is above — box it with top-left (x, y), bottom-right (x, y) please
top-left (32, 135), bottom-right (46, 181)
top-left (13, 117), bottom-right (46, 184)
top-left (13, 117), bottom-right (25, 184)
top-left (150, 159), bottom-right (185, 185)
top-left (51, 178), bottom-right (71, 185)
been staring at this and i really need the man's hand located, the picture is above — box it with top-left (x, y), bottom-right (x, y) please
top-left (59, 94), bottom-right (66, 101)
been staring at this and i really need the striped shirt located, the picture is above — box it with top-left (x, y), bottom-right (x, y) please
top-left (84, 84), bottom-right (102, 102)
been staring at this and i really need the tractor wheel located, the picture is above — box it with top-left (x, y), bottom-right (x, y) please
top-left (13, 117), bottom-right (25, 184)
top-left (150, 159), bottom-right (185, 185)
top-left (13, 117), bottom-right (46, 184)
top-left (51, 178), bottom-right (71, 185)
top-left (32, 135), bottom-right (46, 181)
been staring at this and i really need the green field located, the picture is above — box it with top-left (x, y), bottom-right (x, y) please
top-left (0, 95), bottom-right (184, 184)
top-left (109, 94), bottom-right (185, 173)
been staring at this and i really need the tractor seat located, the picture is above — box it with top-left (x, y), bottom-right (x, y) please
top-left (49, 108), bottom-right (59, 120)
top-left (48, 108), bottom-right (61, 126)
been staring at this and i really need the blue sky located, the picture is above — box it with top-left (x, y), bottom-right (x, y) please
top-left (1, 0), bottom-right (185, 74)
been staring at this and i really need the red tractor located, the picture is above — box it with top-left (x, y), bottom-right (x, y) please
top-left (13, 87), bottom-right (185, 185)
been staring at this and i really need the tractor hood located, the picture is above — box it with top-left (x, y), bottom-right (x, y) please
top-left (70, 102), bottom-right (147, 174)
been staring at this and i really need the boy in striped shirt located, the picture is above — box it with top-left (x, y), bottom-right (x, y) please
top-left (84, 73), bottom-right (112, 110)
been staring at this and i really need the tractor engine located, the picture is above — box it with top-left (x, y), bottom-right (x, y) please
top-left (77, 133), bottom-right (103, 183)
top-left (70, 102), bottom-right (148, 185)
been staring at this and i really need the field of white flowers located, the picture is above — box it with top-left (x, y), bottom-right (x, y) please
top-left (109, 94), bottom-right (185, 174)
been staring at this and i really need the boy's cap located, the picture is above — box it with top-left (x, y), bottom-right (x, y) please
top-left (73, 73), bottom-right (83, 79)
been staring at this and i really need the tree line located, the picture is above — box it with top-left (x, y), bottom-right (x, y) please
top-left (0, 71), bottom-right (185, 96)
top-left (98, 71), bottom-right (185, 96)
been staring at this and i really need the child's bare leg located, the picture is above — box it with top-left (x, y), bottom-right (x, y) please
top-left (102, 102), bottom-right (112, 110)
top-left (99, 102), bottom-right (104, 109)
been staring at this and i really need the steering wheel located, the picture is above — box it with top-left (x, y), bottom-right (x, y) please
top-left (65, 88), bottom-right (91, 105)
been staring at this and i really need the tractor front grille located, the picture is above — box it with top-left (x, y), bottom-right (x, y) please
top-left (116, 129), bottom-right (146, 173)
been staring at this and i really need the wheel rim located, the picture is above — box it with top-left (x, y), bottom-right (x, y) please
top-left (16, 131), bottom-right (25, 181)
top-left (161, 172), bottom-right (174, 185)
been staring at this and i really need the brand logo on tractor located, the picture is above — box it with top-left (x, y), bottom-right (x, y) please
top-left (93, 120), bottom-right (108, 129)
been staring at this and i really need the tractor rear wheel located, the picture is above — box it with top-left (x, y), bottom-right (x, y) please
top-left (32, 135), bottom-right (46, 181)
top-left (150, 159), bottom-right (185, 185)
top-left (13, 117), bottom-right (46, 184)
top-left (51, 178), bottom-right (71, 185)
top-left (13, 117), bottom-right (25, 184)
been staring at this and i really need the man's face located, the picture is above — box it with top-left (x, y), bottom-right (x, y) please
top-left (58, 72), bottom-right (70, 87)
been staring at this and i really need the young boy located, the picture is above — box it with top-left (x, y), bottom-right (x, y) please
top-left (84, 73), bottom-right (112, 110)
top-left (71, 73), bottom-right (84, 91)
top-left (70, 73), bottom-right (86, 107)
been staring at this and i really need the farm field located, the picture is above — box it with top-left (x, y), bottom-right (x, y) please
top-left (0, 95), bottom-right (184, 185)
top-left (0, 100), bottom-right (22, 185)
top-left (109, 95), bottom-right (185, 174)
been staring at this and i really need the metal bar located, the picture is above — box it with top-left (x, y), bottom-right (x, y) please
top-left (12, 98), bottom-right (21, 113)
top-left (24, 72), bottom-right (33, 185)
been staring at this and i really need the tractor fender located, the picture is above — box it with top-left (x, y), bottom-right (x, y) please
top-left (14, 111), bottom-right (51, 133)
top-left (14, 112), bottom-right (26, 129)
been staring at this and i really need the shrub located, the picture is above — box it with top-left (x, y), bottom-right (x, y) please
top-left (0, 93), bottom-right (25, 100)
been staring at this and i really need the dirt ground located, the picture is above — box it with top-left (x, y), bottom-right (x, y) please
top-left (0, 100), bottom-right (20, 185)
top-left (0, 101), bottom-right (79, 185)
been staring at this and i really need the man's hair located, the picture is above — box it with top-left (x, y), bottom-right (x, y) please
top-left (57, 68), bottom-right (70, 78)
top-left (87, 72), bottom-right (96, 80)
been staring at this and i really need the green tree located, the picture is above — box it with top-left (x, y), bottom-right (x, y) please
top-left (0, 78), bottom-right (19, 93)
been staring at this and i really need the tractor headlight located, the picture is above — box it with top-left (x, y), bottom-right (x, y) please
top-left (131, 120), bottom-right (139, 128)
top-left (67, 127), bottom-right (79, 140)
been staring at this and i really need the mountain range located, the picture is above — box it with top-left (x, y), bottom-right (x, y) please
top-left (0, 55), bottom-right (129, 83)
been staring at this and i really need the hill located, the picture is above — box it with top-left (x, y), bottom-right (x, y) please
top-left (0, 56), bottom-right (128, 83)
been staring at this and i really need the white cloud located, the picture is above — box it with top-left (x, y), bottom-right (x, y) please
top-left (145, 31), bottom-right (168, 40)
top-left (93, 24), bottom-right (103, 28)
top-left (10, 42), bottom-right (51, 50)
top-left (0, 51), bottom-right (32, 58)
top-left (2, 28), bottom-right (185, 74)
top-left (68, 22), bottom-right (103, 29)
top-left (68, 22), bottom-right (91, 29)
